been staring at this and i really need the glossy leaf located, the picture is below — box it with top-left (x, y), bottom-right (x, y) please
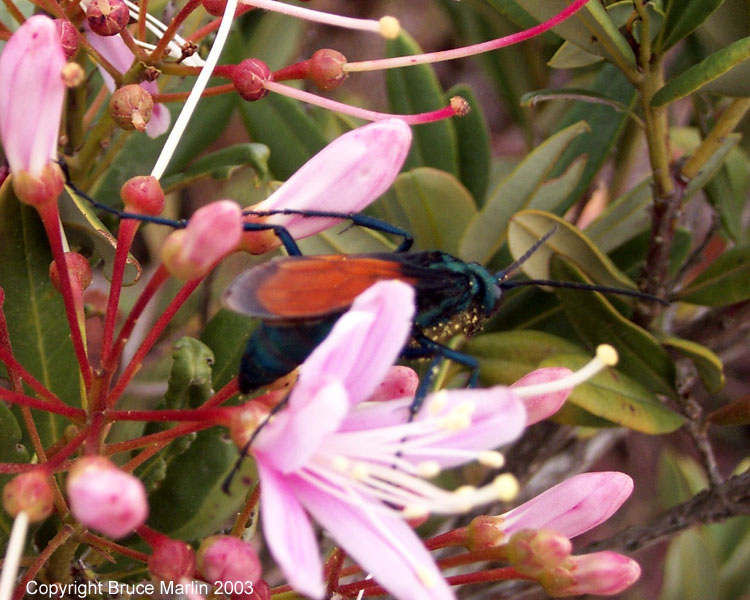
top-left (201, 309), bottom-right (256, 392)
top-left (458, 121), bottom-right (589, 264)
top-left (652, 36), bottom-right (750, 106)
top-left (0, 190), bottom-right (81, 446)
top-left (386, 31), bottom-right (459, 176)
top-left (160, 143), bottom-right (270, 192)
top-left (447, 83), bottom-right (491, 204)
top-left (550, 257), bottom-right (677, 396)
top-left (548, 41), bottom-right (603, 69)
top-left (679, 245), bottom-right (750, 306)
top-left (659, 0), bottom-right (725, 52)
top-left (684, 134), bottom-right (741, 200)
top-left (507, 209), bottom-right (638, 290)
top-left (465, 329), bottom-right (583, 385)
top-left (147, 427), bottom-right (256, 541)
top-left (527, 157), bottom-right (587, 214)
top-left (705, 146), bottom-right (750, 243)
top-left (538, 353), bottom-right (684, 433)
top-left (59, 185), bottom-right (141, 285)
top-left (377, 167), bottom-right (477, 255)
top-left (585, 178), bottom-right (652, 253)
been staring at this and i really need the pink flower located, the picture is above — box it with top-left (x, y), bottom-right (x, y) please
top-left (84, 25), bottom-right (170, 138)
top-left (253, 280), bottom-right (528, 600)
top-left (66, 456), bottom-right (148, 538)
top-left (0, 15), bottom-right (66, 205)
top-left (161, 200), bottom-right (243, 279)
top-left (542, 551), bottom-right (641, 597)
top-left (241, 119), bottom-right (412, 253)
top-left (511, 367), bottom-right (572, 424)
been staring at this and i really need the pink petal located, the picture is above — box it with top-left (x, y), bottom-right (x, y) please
top-left (511, 367), bottom-right (572, 424)
top-left (292, 477), bottom-right (455, 600)
top-left (0, 16), bottom-right (66, 175)
top-left (368, 366), bottom-right (419, 403)
top-left (143, 81), bottom-right (171, 138)
top-left (251, 119), bottom-right (412, 239)
top-left (502, 472), bottom-right (633, 538)
top-left (255, 458), bottom-right (324, 599)
top-left (293, 280), bottom-right (415, 409)
top-left (256, 378), bottom-right (349, 472)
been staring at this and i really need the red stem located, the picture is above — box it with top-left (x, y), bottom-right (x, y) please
top-left (149, 0), bottom-right (202, 62)
top-left (106, 407), bottom-right (231, 422)
top-left (185, 5), bottom-right (253, 42)
top-left (0, 388), bottom-right (85, 419)
top-left (81, 532), bottom-right (150, 563)
top-left (13, 525), bottom-right (75, 600)
top-left (106, 277), bottom-right (203, 408)
top-left (0, 347), bottom-right (66, 406)
top-left (36, 202), bottom-right (92, 389)
top-left (105, 422), bottom-right (210, 455)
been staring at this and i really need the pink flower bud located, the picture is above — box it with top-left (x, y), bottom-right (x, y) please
top-left (226, 402), bottom-right (272, 449)
top-left (231, 59), bottom-right (271, 102)
top-left (367, 366), bottom-right (419, 402)
top-left (148, 537), bottom-right (196, 582)
top-left (2, 470), bottom-right (55, 522)
top-left (66, 456), bottom-right (148, 538)
top-left (161, 200), bottom-right (242, 280)
top-left (241, 119), bottom-right (412, 254)
top-left (502, 472), bottom-right (633, 540)
top-left (0, 16), bottom-right (66, 204)
top-left (197, 536), bottom-right (262, 599)
top-left (542, 551), bottom-right (641, 597)
top-left (511, 367), bottom-right (572, 424)
top-left (120, 175), bottom-right (164, 216)
top-left (506, 529), bottom-right (572, 574)
top-left (55, 19), bottom-right (79, 59)
top-left (49, 252), bottom-right (93, 294)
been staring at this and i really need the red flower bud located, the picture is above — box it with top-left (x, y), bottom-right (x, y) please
top-left (110, 84), bottom-right (154, 132)
top-left (55, 19), bottom-right (79, 59)
top-left (86, 0), bottom-right (130, 37)
top-left (231, 59), bottom-right (271, 102)
top-left (148, 537), bottom-right (196, 582)
top-left (309, 49), bottom-right (347, 91)
top-left (49, 252), bottom-right (93, 294)
top-left (2, 470), bottom-right (55, 522)
top-left (120, 175), bottom-right (164, 216)
top-left (197, 536), bottom-right (262, 599)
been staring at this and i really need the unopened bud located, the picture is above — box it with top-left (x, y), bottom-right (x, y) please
top-left (121, 175), bottom-right (164, 216)
top-left (49, 252), bottom-right (93, 294)
top-left (197, 536), bottom-right (262, 588)
top-left (466, 515), bottom-right (506, 550)
top-left (110, 84), bottom-right (154, 132)
top-left (450, 96), bottom-right (471, 116)
top-left (231, 59), bottom-right (271, 102)
top-left (541, 551), bottom-right (641, 597)
top-left (86, 0), bottom-right (130, 36)
top-left (228, 402), bottom-right (271, 449)
top-left (309, 49), bottom-right (348, 91)
top-left (506, 529), bottom-right (573, 575)
top-left (66, 456), bottom-right (148, 539)
top-left (3, 470), bottom-right (54, 522)
top-left (12, 162), bottom-right (64, 207)
top-left (62, 62), bottom-right (85, 87)
top-left (55, 19), bottom-right (79, 59)
top-left (148, 537), bottom-right (196, 582)
top-left (202, 0), bottom-right (227, 16)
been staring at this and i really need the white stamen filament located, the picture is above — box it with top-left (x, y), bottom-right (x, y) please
top-left (239, 0), bottom-right (399, 38)
top-left (150, 0), bottom-right (237, 179)
top-left (0, 511), bottom-right (29, 600)
top-left (512, 344), bottom-right (619, 399)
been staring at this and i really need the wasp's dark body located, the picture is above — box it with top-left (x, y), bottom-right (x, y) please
top-left (224, 251), bottom-right (502, 393)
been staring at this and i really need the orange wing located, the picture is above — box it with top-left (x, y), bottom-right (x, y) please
top-left (223, 255), bottom-right (417, 320)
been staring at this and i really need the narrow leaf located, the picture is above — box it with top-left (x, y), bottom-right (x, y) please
top-left (679, 245), bottom-right (750, 306)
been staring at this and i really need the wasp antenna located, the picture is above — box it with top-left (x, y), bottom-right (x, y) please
top-left (495, 225), bottom-right (558, 282)
top-left (501, 279), bottom-right (669, 305)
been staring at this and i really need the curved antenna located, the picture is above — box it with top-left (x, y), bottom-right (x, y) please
top-left (495, 225), bottom-right (558, 281)
top-left (501, 279), bottom-right (669, 305)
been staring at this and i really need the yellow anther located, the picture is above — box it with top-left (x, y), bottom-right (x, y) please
top-left (426, 391), bottom-right (448, 416)
top-left (478, 450), bottom-right (505, 469)
top-left (378, 16), bottom-right (400, 39)
top-left (596, 344), bottom-right (618, 366)
top-left (332, 456), bottom-right (349, 472)
top-left (402, 505), bottom-right (429, 520)
top-left (417, 461), bottom-right (441, 478)
top-left (492, 473), bottom-right (519, 502)
top-left (351, 462), bottom-right (369, 480)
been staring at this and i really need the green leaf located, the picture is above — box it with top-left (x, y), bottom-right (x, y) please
top-left (0, 189), bottom-right (82, 446)
top-left (705, 146), bottom-right (750, 243)
top-left (507, 209), bottom-right (638, 290)
top-left (652, 36), bottom-right (750, 106)
top-left (59, 186), bottom-right (141, 285)
top-left (386, 32), bottom-right (459, 176)
top-left (160, 144), bottom-right (270, 192)
top-left (550, 256), bottom-right (677, 396)
top-left (684, 134), bottom-right (741, 200)
top-left (679, 245), bottom-right (750, 306)
top-left (659, 0), bottom-right (725, 51)
top-left (548, 41), bottom-right (603, 69)
top-left (458, 121), bottom-right (589, 264)
top-left (465, 330), bottom-right (583, 385)
top-left (164, 337), bottom-right (215, 409)
top-left (239, 93), bottom-right (328, 180)
top-left (446, 83), bottom-right (492, 205)
top-left (585, 178), bottom-right (653, 253)
top-left (520, 88), bottom-right (644, 128)
top-left (516, 0), bottom-right (635, 68)
top-left (538, 353), bottom-right (684, 433)
top-left (661, 530), bottom-right (720, 600)
top-left (201, 309), bottom-right (256, 392)
top-left (147, 427), bottom-right (256, 541)
top-left (377, 168), bottom-right (478, 255)
top-left (527, 157), bottom-right (587, 214)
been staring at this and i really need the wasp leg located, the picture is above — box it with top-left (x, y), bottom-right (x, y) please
top-left (244, 208), bottom-right (413, 252)
top-left (402, 333), bottom-right (480, 420)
